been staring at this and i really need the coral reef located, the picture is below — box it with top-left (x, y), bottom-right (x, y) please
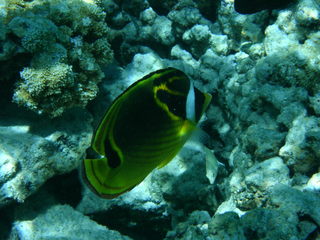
top-left (1, 0), bottom-right (113, 117)
top-left (1, 0), bottom-right (320, 239)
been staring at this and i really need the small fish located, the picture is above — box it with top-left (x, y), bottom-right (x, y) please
top-left (83, 67), bottom-right (212, 198)
top-left (234, 0), bottom-right (297, 14)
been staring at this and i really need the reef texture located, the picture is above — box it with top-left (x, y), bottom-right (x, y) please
top-left (0, 103), bottom-right (93, 208)
top-left (1, 0), bottom-right (113, 117)
top-left (10, 205), bottom-right (132, 240)
top-left (1, 0), bottom-right (320, 239)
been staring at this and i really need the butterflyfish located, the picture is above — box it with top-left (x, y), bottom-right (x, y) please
top-left (234, 0), bottom-right (297, 14)
top-left (83, 67), bottom-right (212, 198)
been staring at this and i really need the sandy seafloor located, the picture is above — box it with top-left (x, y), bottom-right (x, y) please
top-left (1, 0), bottom-right (320, 239)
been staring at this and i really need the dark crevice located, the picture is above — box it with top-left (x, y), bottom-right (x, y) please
top-left (45, 170), bottom-right (82, 207)
top-left (244, 228), bottom-right (260, 239)
top-left (118, 40), bottom-right (172, 65)
top-left (278, 123), bottom-right (288, 133)
top-left (0, 203), bottom-right (15, 240)
top-left (90, 207), bottom-right (171, 240)
top-left (0, 170), bottom-right (82, 239)
top-left (306, 228), bottom-right (320, 240)
top-left (147, 0), bottom-right (176, 16)
top-left (288, 165), bottom-right (295, 178)
top-left (196, 0), bottom-right (220, 22)
top-left (298, 213), bottom-right (319, 228)
top-left (110, 34), bottom-right (124, 63)
top-left (141, 41), bottom-right (172, 59)
top-left (306, 104), bottom-right (317, 117)
top-left (298, 213), bottom-right (320, 240)
top-left (250, 98), bottom-right (280, 118)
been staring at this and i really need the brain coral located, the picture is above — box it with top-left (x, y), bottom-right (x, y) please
top-left (1, 0), bottom-right (113, 117)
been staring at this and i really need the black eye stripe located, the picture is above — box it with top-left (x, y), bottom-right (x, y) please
top-left (166, 76), bottom-right (190, 94)
top-left (105, 139), bottom-right (121, 168)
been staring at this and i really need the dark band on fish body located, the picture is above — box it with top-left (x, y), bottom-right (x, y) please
top-left (153, 68), bottom-right (190, 95)
top-left (98, 68), bottom-right (177, 119)
top-left (166, 75), bottom-right (190, 94)
top-left (138, 68), bottom-right (175, 85)
top-left (153, 68), bottom-right (183, 87)
top-left (156, 89), bottom-right (187, 119)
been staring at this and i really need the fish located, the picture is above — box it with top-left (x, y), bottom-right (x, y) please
top-left (83, 67), bottom-right (212, 198)
top-left (234, 0), bottom-right (297, 14)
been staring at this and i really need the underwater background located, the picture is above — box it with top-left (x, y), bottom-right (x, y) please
top-left (1, 0), bottom-right (320, 239)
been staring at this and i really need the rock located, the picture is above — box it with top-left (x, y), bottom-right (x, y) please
top-left (10, 205), bottom-right (132, 240)
top-left (0, 104), bottom-right (92, 207)
top-left (165, 210), bottom-right (212, 240)
top-left (212, 184), bottom-right (320, 240)
top-left (209, 212), bottom-right (246, 240)
top-left (269, 184), bottom-right (320, 236)
top-left (229, 157), bottom-right (290, 211)
top-left (183, 24), bottom-right (212, 58)
top-left (244, 157), bottom-right (290, 189)
top-left (279, 114), bottom-right (320, 175)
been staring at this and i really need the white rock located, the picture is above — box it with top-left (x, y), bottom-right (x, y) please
top-left (305, 173), bottom-right (320, 191)
top-left (11, 205), bottom-right (131, 240)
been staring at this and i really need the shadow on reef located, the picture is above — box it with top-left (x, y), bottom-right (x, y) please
top-left (45, 169), bottom-right (82, 208)
top-left (0, 170), bottom-right (82, 239)
top-left (147, 0), bottom-right (220, 22)
top-left (90, 207), bottom-right (171, 240)
top-left (0, 203), bottom-right (14, 240)
top-left (17, 169), bottom-right (83, 214)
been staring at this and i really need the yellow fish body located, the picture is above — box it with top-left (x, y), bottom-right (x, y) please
top-left (83, 68), bottom-right (211, 198)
